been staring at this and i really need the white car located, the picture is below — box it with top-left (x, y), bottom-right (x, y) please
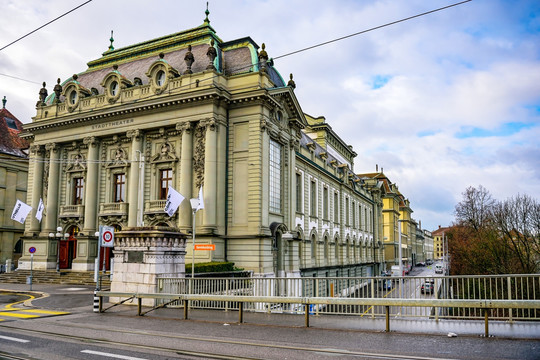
top-left (435, 264), bottom-right (443, 274)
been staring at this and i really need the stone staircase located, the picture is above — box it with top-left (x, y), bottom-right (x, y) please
top-left (0, 270), bottom-right (110, 288)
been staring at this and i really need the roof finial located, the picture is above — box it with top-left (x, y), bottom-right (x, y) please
top-left (2, 96), bottom-right (6, 109)
top-left (108, 30), bottom-right (115, 51)
top-left (287, 73), bottom-right (296, 89)
top-left (204, 2), bottom-right (210, 24)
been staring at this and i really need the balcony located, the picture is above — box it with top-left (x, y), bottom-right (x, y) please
top-left (59, 205), bottom-right (84, 217)
top-left (144, 200), bottom-right (167, 213)
top-left (99, 202), bottom-right (129, 216)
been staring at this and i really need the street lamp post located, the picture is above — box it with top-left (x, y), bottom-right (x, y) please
top-left (49, 226), bottom-right (68, 272)
top-left (189, 198), bottom-right (200, 293)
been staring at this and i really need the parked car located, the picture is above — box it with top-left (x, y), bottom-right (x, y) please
top-left (416, 262), bottom-right (426, 267)
top-left (421, 282), bottom-right (434, 294)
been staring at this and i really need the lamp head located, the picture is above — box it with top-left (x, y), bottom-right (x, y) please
top-left (56, 226), bottom-right (62, 232)
top-left (190, 198), bottom-right (200, 211)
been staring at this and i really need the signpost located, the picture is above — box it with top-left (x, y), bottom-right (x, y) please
top-left (28, 246), bottom-right (36, 290)
top-left (194, 244), bottom-right (215, 251)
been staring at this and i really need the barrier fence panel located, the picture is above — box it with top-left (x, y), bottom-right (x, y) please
top-left (155, 274), bottom-right (540, 321)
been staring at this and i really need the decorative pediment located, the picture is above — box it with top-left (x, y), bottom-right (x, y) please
top-left (65, 153), bottom-right (86, 172)
top-left (150, 141), bottom-right (178, 164)
top-left (106, 146), bottom-right (129, 168)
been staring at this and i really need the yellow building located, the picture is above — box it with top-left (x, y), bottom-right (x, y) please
top-left (0, 97), bottom-right (29, 268)
top-left (432, 226), bottom-right (449, 260)
top-left (18, 11), bottom-right (385, 278)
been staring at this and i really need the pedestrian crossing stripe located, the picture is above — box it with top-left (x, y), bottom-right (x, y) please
top-left (0, 311), bottom-right (40, 319)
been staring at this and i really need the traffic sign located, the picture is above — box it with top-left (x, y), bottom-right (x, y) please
top-left (194, 244), bottom-right (215, 251)
top-left (28, 246), bottom-right (36, 254)
top-left (100, 225), bottom-right (115, 247)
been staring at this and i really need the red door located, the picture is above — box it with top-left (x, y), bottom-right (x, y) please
top-left (59, 237), bottom-right (77, 269)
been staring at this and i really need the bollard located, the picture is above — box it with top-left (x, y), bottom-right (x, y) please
top-left (93, 291), bottom-right (100, 313)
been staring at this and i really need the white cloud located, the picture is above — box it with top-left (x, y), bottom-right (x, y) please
top-left (0, 0), bottom-right (538, 232)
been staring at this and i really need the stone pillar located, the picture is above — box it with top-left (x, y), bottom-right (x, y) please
top-left (29, 145), bottom-right (44, 233)
top-left (110, 227), bottom-right (187, 306)
top-left (177, 122), bottom-right (193, 230)
top-left (201, 119), bottom-right (217, 228)
top-left (43, 143), bottom-right (60, 234)
top-left (127, 130), bottom-right (143, 227)
top-left (83, 137), bottom-right (100, 234)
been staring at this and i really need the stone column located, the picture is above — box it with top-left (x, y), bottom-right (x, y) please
top-left (201, 119), bottom-right (217, 228)
top-left (177, 122), bottom-right (193, 230)
top-left (127, 130), bottom-right (143, 227)
top-left (43, 143), bottom-right (60, 234)
top-left (29, 145), bottom-right (45, 233)
top-left (83, 137), bottom-right (100, 234)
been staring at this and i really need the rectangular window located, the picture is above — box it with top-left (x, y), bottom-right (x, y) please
top-left (269, 139), bottom-right (281, 213)
top-left (72, 177), bottom-right (84, 205)
top-left (113, 173), bottom-right (126, 202)
top-left (352, 201), bottom-right (356, 228)
top-left (323, 186), bottom-right (328, 219)
top-left (159, 169), bottom-right (173, 200)
top-left (334, 191), bottom-right (339, 223)
top-left (310, 179), bottom-right (316, 216)
top-left (345, 197), bottom-right (350, 226)
top-left (295, 173), bottom-right (302, 213)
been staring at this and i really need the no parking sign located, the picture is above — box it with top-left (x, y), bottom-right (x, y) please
top-left (99, 225), bottom-right (115, 248)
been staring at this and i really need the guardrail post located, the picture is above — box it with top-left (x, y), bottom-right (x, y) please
top-left (239, 302), bottom-right (244, 323)
top-left (305, 304), bottom-right (310, 327)
top-left (137, 297), bottom-right (142, 316)
top-left (385, 306), bottom-right (390, 332)
top-left (507, 276), bottom-right (513, 322)
top-left (183, 300), bottom-right (189, 320)
top-left (98, 294), bottom-right (103, 313)
top-left (484, 308), bottom-right (489, 337)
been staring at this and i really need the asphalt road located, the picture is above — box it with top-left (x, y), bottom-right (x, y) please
top-left (0, 282), bottom-right (538, 360)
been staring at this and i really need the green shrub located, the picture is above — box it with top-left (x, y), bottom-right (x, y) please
top-left (185, 261), bottom-right (242, 273)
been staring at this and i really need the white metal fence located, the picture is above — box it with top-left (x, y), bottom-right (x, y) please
top-left (156, 274), bottom-right (540, 321)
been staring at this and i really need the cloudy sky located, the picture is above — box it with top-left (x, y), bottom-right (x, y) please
top-left (1, 0), bottom-right (539, 231)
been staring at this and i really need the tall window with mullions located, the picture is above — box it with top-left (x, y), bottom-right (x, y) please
top-left (269, 139), bottom-right (282, 213)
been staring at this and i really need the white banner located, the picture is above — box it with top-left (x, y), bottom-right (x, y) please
top-left (36, 198), bottom-right (44, 222)
top-left (164, 186), bottom-right (184, 217)
top-left (196, 186), bottom-right (204, 211)
top-left (11, 199), bottom-right (32, 224)
top-left (100, 225), bottom-right (115, 248)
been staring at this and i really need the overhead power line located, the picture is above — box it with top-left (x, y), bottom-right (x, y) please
top-left (273, 0), bottom-right (472, 60)
top-left (0, 0), bottom-right (93, 52)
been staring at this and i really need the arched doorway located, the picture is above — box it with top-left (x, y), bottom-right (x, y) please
top-left (59, 226), bottom-right (79, 269)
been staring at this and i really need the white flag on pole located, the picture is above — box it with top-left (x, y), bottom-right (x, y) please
top-left (196, 186), bottom-right (204, 211)
top-left (11, 199), bottom-right (32, 224)
top-left (36, 198), bottom-right (44, 222)
top-left (164, 186), bottom-right (184, 217)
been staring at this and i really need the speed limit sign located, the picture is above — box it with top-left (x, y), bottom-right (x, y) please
top-left (99, 225), bottom-right (115, 247)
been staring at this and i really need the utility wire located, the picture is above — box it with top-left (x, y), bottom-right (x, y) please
top-left (273, 0), bottom-right (472, 60)
top-left (0, 73), bottom-right (41, 85)
top-left (0, 0), bottom-right (93, 52)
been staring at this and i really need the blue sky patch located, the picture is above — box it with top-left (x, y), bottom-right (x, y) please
top-left (371, 75), bottom-right (391, 89)
top-left (417, 130), bottom-right (439, 137)
top-left (455, 122), bottom-right (535, 139)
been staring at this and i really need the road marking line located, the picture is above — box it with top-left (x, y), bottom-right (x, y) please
top-left (0, 335), bottom-right (30, 343)
top-left (81, 350), bottom-right (148, 360)
top-left (20, 309), bottom-right (69, 315)
top-left (0, 311), bottom-right (40, 318)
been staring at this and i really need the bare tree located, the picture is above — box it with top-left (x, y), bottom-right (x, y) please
top-left (454, 185), bottom-right (495, 231)
top-left (492, 194), bottom-right (540, 273)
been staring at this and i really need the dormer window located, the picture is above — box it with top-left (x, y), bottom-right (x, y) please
top-left (69, 91), bottom-right (77, 105)
top-left (110, 81), bottom-right (119, 96)
top-left (156, 70), bottom-right (165, 87)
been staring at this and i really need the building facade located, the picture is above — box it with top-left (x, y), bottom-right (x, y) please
top-left (18, 14), bottom-right (384, 278)
top-left (0, 97), bottom-right (29, 267)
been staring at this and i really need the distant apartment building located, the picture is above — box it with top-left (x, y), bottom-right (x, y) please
top-left (0, 97), bottom-right (29, 267)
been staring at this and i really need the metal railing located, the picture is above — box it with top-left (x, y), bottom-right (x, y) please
top-left (156, 274), bottom-right (540, 321)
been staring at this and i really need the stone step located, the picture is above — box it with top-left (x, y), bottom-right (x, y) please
top-left (0, 270), bottom-right (110, 287)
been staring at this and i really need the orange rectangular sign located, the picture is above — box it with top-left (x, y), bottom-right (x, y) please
top-left (194, 244), bottom-right (215, 251)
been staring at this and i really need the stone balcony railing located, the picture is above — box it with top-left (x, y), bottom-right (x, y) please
top-left (59, 204), bottom-right (84, 217)
top-left (99, 202), bottom-right (129, 215)
top-left (144, 200), bottom-right (167, 213)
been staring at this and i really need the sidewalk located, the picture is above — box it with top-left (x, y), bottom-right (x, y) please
top-left (2, 282), bottom-right (539, 339)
